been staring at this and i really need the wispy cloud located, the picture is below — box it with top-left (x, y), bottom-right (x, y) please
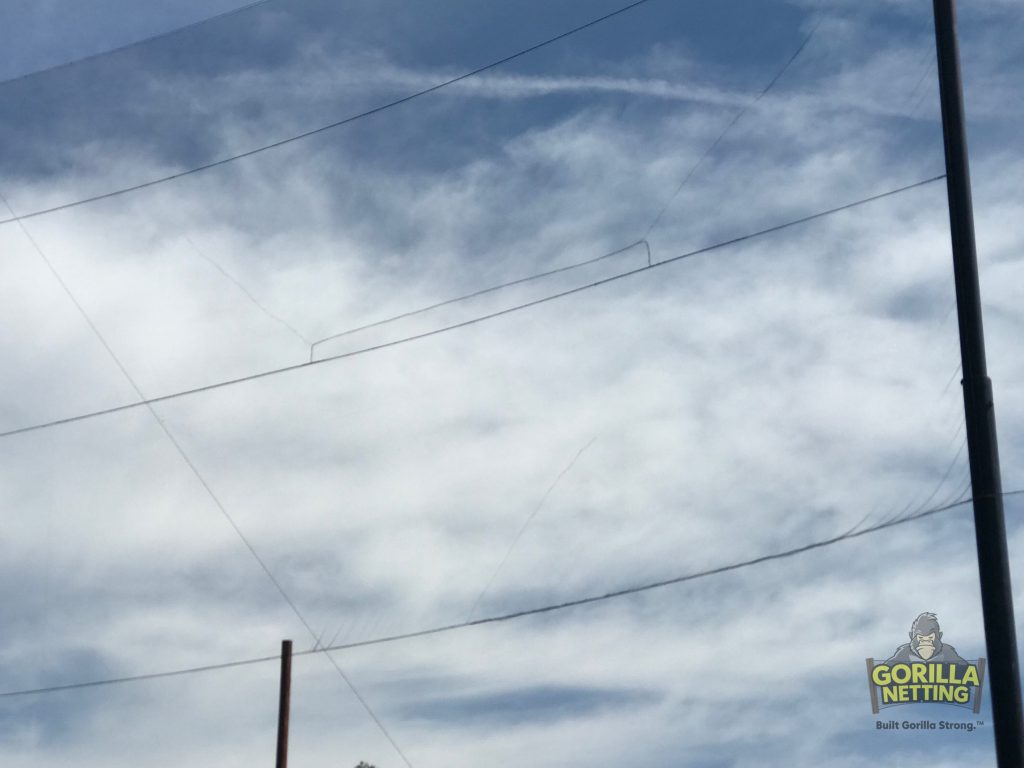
top-left (0, 1), bottom-right (1021, 767)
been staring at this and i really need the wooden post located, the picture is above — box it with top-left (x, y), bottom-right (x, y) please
top-left (932, 1), bottom-right (1023, 763)
top-left (865, 658), bottom-right (880, 715)
top-left (276, 640), bottom-right (293, 768)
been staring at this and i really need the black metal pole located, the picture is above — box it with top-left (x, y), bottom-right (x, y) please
top-left (932, 2), bottom-right (1024, 764)
top-left (276, 639), bottom-right (293, 768)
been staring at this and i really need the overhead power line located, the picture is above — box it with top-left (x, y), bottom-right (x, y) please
top-left (0, 0), bottom-right (274, 87)
top-left (309, 241), bottom-right (651, 360)
top-left (0, 174), bottom-right (946, 441)
top-left (310, 16), bottom-right (823, 361)
top-left (6, 490), bottom-right (1020, 700)
top-left (0, 192), bottom-right (414, 767)
top-left (0, 0), bottom-right (662, 228)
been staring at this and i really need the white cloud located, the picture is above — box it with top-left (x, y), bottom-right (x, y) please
top-left (0, 2), bottom-right (1021, 767)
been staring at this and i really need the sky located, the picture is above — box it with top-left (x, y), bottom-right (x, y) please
top-left (0, 0), bottom-right (1022, 766)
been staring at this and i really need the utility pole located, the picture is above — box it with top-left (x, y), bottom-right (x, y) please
top-left (276, 640), bottom-right (293, 768)
top-left (932, 1), bottom-right (1024, 765)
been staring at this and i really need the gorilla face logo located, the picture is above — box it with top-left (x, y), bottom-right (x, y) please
top-left (908, 613), bottom-right (943, 660)
top-left (912, 631), bottom-right (938, 660)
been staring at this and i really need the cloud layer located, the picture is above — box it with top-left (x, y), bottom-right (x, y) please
top-left (1, 1), bottom-right (1022, 766)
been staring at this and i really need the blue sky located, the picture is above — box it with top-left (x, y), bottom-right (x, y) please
top-left (0, 1), bottom-right (1022, 766)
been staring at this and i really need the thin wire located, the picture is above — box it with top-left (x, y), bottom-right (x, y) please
top-left (894, 465), bottom-right (971, 527)
top-left (905, 48), bottom-right (937, 113)
top-left (908, 438), bottom-right (967, 518)
top-left (838, 511), bottom-right (873, 538)
top-left (8, 490), bottom-right (1021, 699)
top-left (643, 19), bottom-right (821, 239)
top-left (908, 83), bottom-right (934, 121)
top-left (320, 652), bottom-right (414, 768)
top-left (942, 419), bottom-right (965, 451)
top-left (128, 494), bottom-right (1024, 649)
top-left (877, 448), bottom-right (961, 529)
top-left (465, 437), bottom-right (598, 621)
top-left (907, 49), bottom-right (938, 121)
top-left (0, 174), bottom-right (946, 440)
top-left (309, 14), bottom-right (823, 360)
top-left (0, 0), bottom-right (662, 228)
top-left (873, 423), bottom-right (966, 531)
top-left (184, 235), bottom-right (312, 347)
top-left (0, 653), bottom-right (281, 697)
top-left (899, 17), bottom-right (937, 122)
top-left (312, 626), bottom-right (329, 651)
top-left (8, 12), bottom-right (824, 386)
top-left (0, 193), bottom-right (413, 767)
top-left (309, 241), bottom-right (649, 360)
top-left (942, 362), bottom-right (963, 394)
top-left (325, 621), bottom-right (350, 651)
top-left (0, 189), bottom-right (147, 401)
top-left (0, 192), bottom-right (309, 627)
top-left (941, 469), bottom-right (973, 510)
top-left (954, 476), bottom-right (973, 504)
top-left (0, 1), bottom-right (274, 87)
top-left (941, 296), bottom-right (958, 324)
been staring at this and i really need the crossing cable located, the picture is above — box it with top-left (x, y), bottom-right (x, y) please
top-left (308, 16), bottom-right (822, 360)
top-left (0, 0), bottom-right (274, 87)
top-left (909, 438), bottom-right (967, 516)
top-left (643, 19), bottom-right (821, 239)
top-left (0, 193), bottom-right (414, 767)
top-left (875, 437), bottom-right (967, 528)
top-left (0, 174), bottom-right (947, 441)
top-left (465, 437), bottom-right (598, 622)
top-left (185, 235), bottom-right (312, 347)
top-left (0, 0), bottom-right (663, 228)
top-left (13, 9), bottom-right (821, 370)
top-left (309, 241), bottom-right (651, 361)
top-left (4, 490), bottom-right (1020, 699)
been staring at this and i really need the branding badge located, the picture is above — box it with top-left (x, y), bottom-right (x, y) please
top-left (866, 612), bottom-right (985, 715)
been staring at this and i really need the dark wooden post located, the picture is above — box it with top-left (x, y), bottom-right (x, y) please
top-left (275, 640), bottom-right (293, 768)
top-left (932, 1), bottom-right (1023, 764)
